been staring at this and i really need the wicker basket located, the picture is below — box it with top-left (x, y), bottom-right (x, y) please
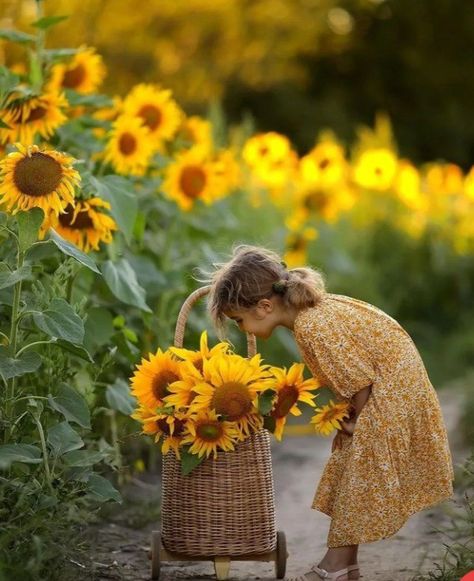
top-left (160, 285), bottom-right (277, 557)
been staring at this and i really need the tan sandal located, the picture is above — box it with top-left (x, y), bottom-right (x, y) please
top-left (286, 563), bottom-right (350, 581)
top-left (347, 564), bottom-right (362, 579)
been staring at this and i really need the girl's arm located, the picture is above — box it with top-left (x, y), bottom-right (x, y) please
top-left (339, 384), bottom-right (372, 436)
top-left (351, 384), bottom-right (373, 418)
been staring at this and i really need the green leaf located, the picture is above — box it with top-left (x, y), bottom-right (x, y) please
top-left (263, 416), bottom-right (276, 433)
top-left (86, 473), bottom-right (122, 503)
top-left (105, 378), bottom-right (136, 415)
top-left (84, 307), bottom-right (114, 351)
top-left (0, 119), bottom-right (11, 129)
top-left (47, 383), bottom-right (91, 429)
top-left (0, 29), bottom-right (36, 44)
top-left (89, 175), bottom-right (138, 244)
top-left (32, 297), bottom-right (84, 344)
top-left (102, 259), bottom-right (151, 312)
top-left (31, 15), bottom-right (69, 30)
top-left (55, 339), bottom-right (94, 362)
top-left (0, 444), bottom-right (42, 470)
top-left (0, 264), bottom-right (32, 289)
top-left (62, 449), bottom-right (109, 467)
top-left (47, 228), bottom-right (101, 274)
top-left (24, 240), bottom-right (59, 262)
top-left (16, 208), bottom-right (45, 252)
top-left (258, 389), bottom-right (276, 415)
top-left (180, 446), bottom-right (206, 476)
top-left (0, 348), bottom-right (42, 380)
top-left (47, 421), bottom-right (84, 456)
top-left (0, 66), bottom-right (20, 103)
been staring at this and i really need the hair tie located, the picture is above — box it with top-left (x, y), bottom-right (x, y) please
top-left (280, 260), bottom-right (287, 269)
top-left (272, 279), bottom-right (287, 294)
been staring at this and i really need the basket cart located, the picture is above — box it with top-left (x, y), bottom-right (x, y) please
top-left (149, 285), bottom-right (289, 580)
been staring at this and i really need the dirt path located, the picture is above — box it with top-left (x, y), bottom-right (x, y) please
top-left (80, 386), bottom-right (469, 581)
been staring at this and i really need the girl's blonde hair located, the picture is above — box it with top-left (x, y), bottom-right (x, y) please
top-left (194, 243), bottom-right (327, 339)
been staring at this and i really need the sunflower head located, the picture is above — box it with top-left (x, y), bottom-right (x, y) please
top-left (0, 143), bottom-right (80, 216)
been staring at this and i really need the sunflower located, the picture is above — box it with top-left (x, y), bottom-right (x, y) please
top-left (309, 400), bottom-right (352, 436)
top-left (169, 330), bottom-right (231, 373)
top-left (130, 348), bottom-right (183, 412)
top-left (162, 360), bottom-right (205, 411)
top-left (352, 148), bottom-right (398, 191)
top-left (211, 149), bottom-right (241, 200)
top-left (131, 405), bottom-right (189, 459)
top-left (122, 83), bottom-right (183, 146)
top-left (283, 227), bottom-right (318, 268)
top-left (161, 147), bottom-right (219, 211)
top-left (0, 91), bottom-right (68, 146)
top-left (91, 95), bottom-right (123, 138)
top-left (177, 115), bottom-right (213, 152)
top-left (0, 143), bottom-right (80, 216)
top-left (103, 114), bottom-right (155, 176)
top-left (46, 45), bottom-right (106, 94)
top-left (188, 352), bottom-right (273, 440)
top-left (242, 132), bottom-right (292, 167)
top-left (181, 409), bottom-right (242, 460)
top-left (299, 135), bottom-right (348, 190)
top-left (38, 197), bottom-right (118, 252)
top-left (268, 363), bottom-right (321, 441)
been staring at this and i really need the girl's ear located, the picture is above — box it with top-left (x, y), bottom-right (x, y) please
top-left (257, 298), bottom-right (273, 313)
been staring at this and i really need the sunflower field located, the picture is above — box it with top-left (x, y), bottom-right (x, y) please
top-left (1, 2), bottom-right (474, 579)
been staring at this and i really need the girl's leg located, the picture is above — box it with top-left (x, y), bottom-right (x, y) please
top-left (318, 544), bottom-right (358, 571)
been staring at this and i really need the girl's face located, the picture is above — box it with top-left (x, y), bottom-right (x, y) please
top-left (225, 299), bottom-right (279, 339)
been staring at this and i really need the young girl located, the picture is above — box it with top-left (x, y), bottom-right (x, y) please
top-left (201, 244), bottom-right (455, 581)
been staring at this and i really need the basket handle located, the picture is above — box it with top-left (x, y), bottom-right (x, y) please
top-left (173, 285), bottom-right (257, 358)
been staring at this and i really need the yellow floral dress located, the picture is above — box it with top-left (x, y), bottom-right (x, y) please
top-left (293, 292), bottom-right (455, 548)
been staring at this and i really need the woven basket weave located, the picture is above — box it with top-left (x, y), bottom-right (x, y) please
top-left (161, 286), bottom-right (277, 557)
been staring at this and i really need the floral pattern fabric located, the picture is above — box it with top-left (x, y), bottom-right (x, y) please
top-left (293, 292), bottom-right (455, 547)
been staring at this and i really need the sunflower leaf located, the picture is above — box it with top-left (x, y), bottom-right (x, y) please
top-left (105, 378), bottom-right (136, 415)
top-left (31, 15), bottom-right (70, 30)
top-left (89, 175), bottom-right (138, 245)
top-left (16, 208), bottom-right (45, 252)
top-left (180, 446), bottom-right (206, 476)
top-left (47, 421), bottom-right (84, 456)
top-left (263, 416), bottom-right (276, 433)
top-left (258, 389), bottom-right (276, 415)
top-left (0, 347), bottom-right (42, 380)
top-left (0, 265), bottom-right (32, 289)
top-left (102, 259), bottom-right (152, 312)
top-left (85, 473), bottom-right (122, 504)
top-left (47, 383), bottom-right (91, 429)
top-left (47, 228), bottom-right (101, 274)
top-left (0, 444), bottom-right (42, 470)
top-left (0, 29), bottom-right (36, 44)
top-left (32, 297), bottom-right (85, 344)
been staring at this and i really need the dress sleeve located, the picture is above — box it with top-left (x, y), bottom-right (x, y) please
top-left (297, 302), bottom-right (376, 400)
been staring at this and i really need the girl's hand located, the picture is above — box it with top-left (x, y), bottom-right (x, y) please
top-left (331, 430), bottom-right (345, 452)
top-left (339, 419), bottom-right (356, 436)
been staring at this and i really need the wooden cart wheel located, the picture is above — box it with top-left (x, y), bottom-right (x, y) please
top-left (151, 531), bottom-right (161, 580)
top-left (275, 530), bottom-right (288, 579)
top-left (214, 556), bottom-right (231, 580)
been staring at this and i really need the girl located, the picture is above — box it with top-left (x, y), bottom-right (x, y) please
top-left (200, 244), bottom-right (455, 581)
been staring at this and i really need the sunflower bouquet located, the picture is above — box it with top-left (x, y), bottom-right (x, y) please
top-left (130, 330), bottom-right (352, 474)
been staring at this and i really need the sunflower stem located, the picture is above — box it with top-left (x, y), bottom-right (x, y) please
top-left (31, 412), bottom-right (55, 495)
top-left (4, 250), bottom-right (25, 443)
top-left (109, 409), bottom-right (124, 488)
top-left (31, 0), bottom-right (45, 93)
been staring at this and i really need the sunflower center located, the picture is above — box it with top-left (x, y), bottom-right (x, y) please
top-left (26, 106), bottom-right (47, 122)
top-left (179, 166), bottom-right (207, 199)
top-left (196, 421), bottom-right (222, 441)
top-left (156, 417), bottom-right (186, 436)
top-left (119, 132), bottom-right (137, 156)
top-left (272, 385), bottom-right (299, 418)
top-left (152, 370), bottom-right (180, 401)
top-left (211, 381), bottom-right (253, 421)
top-left (58, 203), bottom-right (94, 229)
top-left (138, 104), bottom-right (162, 131)
top-left (13, 152), bottom-right (62, 197)
top-left (62, 63), bottom-right (87, 89)
top-left (319, 158), bottom-right (330, 170)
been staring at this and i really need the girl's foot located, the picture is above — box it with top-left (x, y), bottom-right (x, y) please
top-left (286, 562), bottom-right (351, 581)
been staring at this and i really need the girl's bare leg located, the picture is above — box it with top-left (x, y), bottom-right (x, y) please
top-left (318, 544), bottom-right (358, 571)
